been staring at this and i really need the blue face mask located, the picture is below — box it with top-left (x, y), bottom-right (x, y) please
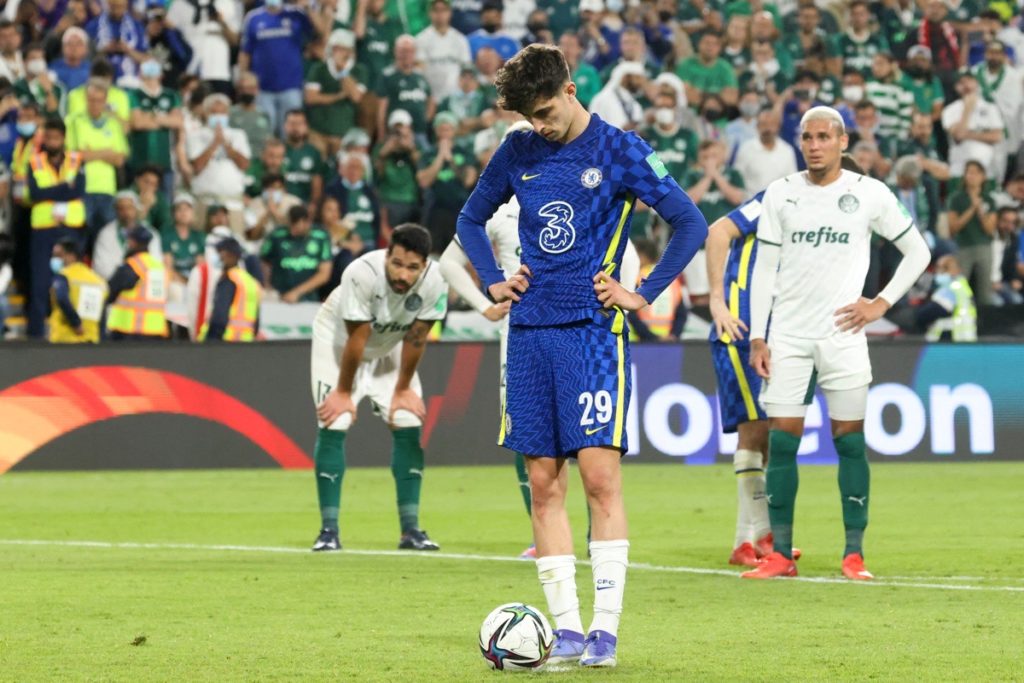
top-left (934, 273), bottom-right (952, 288)
top-left (140, 61), bottom-right (162, 79)
top-left (265, 0), bottom-right (283, 8)
top-left (16, 121), bottom-right (36, 137)
top-left (207, 114), bottom-right (229, 130)
top-left (50, 256), bottom-right (64, 273)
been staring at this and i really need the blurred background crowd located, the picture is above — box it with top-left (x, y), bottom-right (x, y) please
top-left (0, 0), bottom-right (1021, 342)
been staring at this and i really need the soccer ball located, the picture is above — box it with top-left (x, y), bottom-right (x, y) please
top-left (478, 603), bottom-right (554, 671)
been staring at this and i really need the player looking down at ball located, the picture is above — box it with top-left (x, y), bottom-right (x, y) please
top-left (456, 44), bottom-right (707, 667)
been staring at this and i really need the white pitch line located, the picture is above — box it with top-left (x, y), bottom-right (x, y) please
top-left (1, 539), bottom-right (1022, 594)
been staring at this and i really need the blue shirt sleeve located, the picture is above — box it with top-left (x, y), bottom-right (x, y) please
top-left (616, 131), bottom-right (681, 210)
top-left (728, 191), bottom-right (765, 237)
top-left (636, 188), bottom-right (708, 304)
top-left (53, 274), bottom-right (81, 328)
top-left (455, 135), bottom-right (516, 291)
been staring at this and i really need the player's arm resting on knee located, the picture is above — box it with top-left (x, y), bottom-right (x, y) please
top-left (749, 188), bottom-right (782, 379)
top-left (455, 137), bottom-right (516, 301)
top-left (438, 238), bottom-right (509, 320)
top-left (706, 216), bottom-right (747, 341)
top-left (317, 320), bottom-right (369, 425)
top-left (391, 320), bottom-right (432, 423)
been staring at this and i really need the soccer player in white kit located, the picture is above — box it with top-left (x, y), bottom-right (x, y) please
top-left (438, 120), bottom-right (640, 559)
top-left (742, 107), bottom-right (930, 580)
top-left (310, 224), bottom-right (448, 552)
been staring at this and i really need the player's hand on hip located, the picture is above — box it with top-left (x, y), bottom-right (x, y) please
top-left (488, 264), bottom-right (531, 303)
top-left (593, 271), bottom-right (647, 311)
top-left (389, 388), bottom-right (426, 427)
top-left (710, 295), bottom-right (747, 341)
top-left (835, 296), bottom-right (890, 333)
top-left (483, 301), bottom-right (511, 322)
top-left (318, 389), bottom-right (355, 426)
top-left (750, 338), bottom-right (771, 380)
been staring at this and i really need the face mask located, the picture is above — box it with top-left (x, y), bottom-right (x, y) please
top-left (238, 93), bottom-right (255, 106)
top-left (654, 108), bottom-right (675, 126)
top-left (207, 114), bottom-right (229, 129)
top-left (934, 273), bottom-right (952, 288)
top-left (265, 189), bottom-right (283, 203)
top-left (658, 10), bottom-right (673, 21)
top-left (16, 121), bottom-right (36, 137)
top-left (842, 85), bottom-right (864, 103)
top-left (26, 58), bottom-right (46, 77)
top-left (606, 0), bottom-right (624, 12)
top-left (140, 61), bottom-right (162, 79)
top-left (207, 250), bottom-right (222, 269)
top-left (906, 65), bottom-right (930, 78)
top-left (704, 109), bottom-right (722, 121)
top-left (265, 0), bottom-right (283, 8)
top-left (50, 256), bottom-right (63, 273)
top-left (739, 101), bottom-right (760, 118)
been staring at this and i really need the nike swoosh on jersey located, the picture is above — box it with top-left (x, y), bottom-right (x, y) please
top-left (585, 425), bottom-right (607, 435)
top-left (521, 172), bottom-right (541, 181)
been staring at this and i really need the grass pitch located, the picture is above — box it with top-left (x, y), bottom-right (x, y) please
top-left (0, 463), bottom-right (1021, 682)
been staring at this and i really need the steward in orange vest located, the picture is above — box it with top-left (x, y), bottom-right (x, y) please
top-left (199, 237), bottom-right (262, 342)
top-left (105, 226), bottom-right (169, 340)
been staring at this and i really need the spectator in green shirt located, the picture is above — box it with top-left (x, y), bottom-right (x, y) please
top-left (779, 3), bottom-right (840, 75)
top-left (642, 88), bottom-right (700, 183)
top-left (945, 160), bottom-right (998, 305)
top-left (162, 193), bottom-right (206, 287)
top-left (128, 56), bottom-right (183, 197)
top-left (282, 109), bottom-right (326, 207)
top-left (376, 34), bottom-right (435, 146)
top-left (260, 205), bottom-right (332, 303)
top-left (900, 45), bottom-right (945, 120)
top-left (245, 138), bottom-right (286, 199)
top-left (837, 0), bottom-right (889, 78)
top-left (438, 66), bottom-right (491, 146)
top-left (134, 165), bottom-right (172, 235)
top-left (14, 44), bottom-right (61, 118)
top-left (682, 139), bottom-right (747, 225)
top-left (354, 0), bottom-right (404, 97)
top-left (676, 31), bottom-right (739, 107)
top-left (558, 32), bottom-right (602, 108)
top-left (304, 28), bottom-right (367, 161)
top-left (416, 112), bottom-right (478, 254)
top-left (373, 109), bottom-right (421, 236)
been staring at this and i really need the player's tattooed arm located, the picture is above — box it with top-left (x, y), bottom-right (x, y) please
top-left (403, 319), bottom-right (433, 349)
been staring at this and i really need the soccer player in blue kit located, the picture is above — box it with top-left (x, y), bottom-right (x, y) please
top-left (456, 45), bottom-right (707, 668)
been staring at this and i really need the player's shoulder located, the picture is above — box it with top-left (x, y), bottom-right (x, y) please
top-left (763, 172), bottom-right (803, 200)
top-left (730, 190), bottom-right (766, 230)
top-left (416, 259), bottom-right (448, 298)
top-left (344, 249), bottom-right (386, 285)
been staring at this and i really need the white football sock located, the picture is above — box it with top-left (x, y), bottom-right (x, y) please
top-left (536, 555), bottom-right (583, 634)
top-left (734, 449), bottom-right (769, 546)
top-left (588, 540), bottom-right (629, 637)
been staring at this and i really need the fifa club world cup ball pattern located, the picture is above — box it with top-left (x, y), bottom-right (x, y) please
top-left (478, 603), bottom-right (554, 671)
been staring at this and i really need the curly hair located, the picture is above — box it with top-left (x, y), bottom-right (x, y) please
top-left (495, 44), bottom-right (571, 114)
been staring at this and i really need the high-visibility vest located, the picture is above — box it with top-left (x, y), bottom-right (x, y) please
top-left (926, 276), bottom-right (978, 343)
top-left (631, 265), bottom-right (684, 340)
top-left (106, 252), bottom-right (169, 337)
top-left (199, 267), bottom-right (261, 342)
top-left (12, 132), bottom-right (42, 206)
top-left (29, 151), bottom-right (86, 229)
top-left (49, 261), bottom-right (108, 343)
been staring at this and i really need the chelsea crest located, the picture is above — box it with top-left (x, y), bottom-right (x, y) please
top-left (581, 167), bottom-right (602, 188)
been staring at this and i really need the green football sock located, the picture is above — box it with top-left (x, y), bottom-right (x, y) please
top-left (766, 430), bottom-right (801, 559)
top-left (835, 432), bottom-right (870, 557)
top-left (313, 428), bottom-right (346, 532)
top-left (514, 452), bottom-right (532, 516)
top-left (392, 427), bottom-right (424, 533)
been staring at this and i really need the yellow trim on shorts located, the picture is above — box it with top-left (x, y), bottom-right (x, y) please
top-left (497, 398), bottom-right (507, 446)
top-left (602, 193), bottom-right (635, 269)
top-left (736, 233), bottom-right (755, 289)
top-left (726, 342), bottom-right (759, 422)
top-left (612, 308), bottom-right (626, 448)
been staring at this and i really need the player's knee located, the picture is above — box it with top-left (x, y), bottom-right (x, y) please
top-left (390, 409), bottom-right (423, 430)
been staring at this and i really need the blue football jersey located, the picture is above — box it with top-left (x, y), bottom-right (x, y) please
top-left (467, 114), bottom-right (682, 327)
top-left (709, 190), bottom-right (764, 344)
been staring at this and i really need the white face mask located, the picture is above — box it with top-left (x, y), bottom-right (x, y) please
top-left (26, 58), bottom-right (46, 77)
top-left (843, 85), bottom-right (865, 103)
top-left (654, 108), bottom-right (675, 126)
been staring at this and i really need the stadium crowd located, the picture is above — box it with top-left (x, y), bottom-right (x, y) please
top-left (0, 0), bottom-right (1021, 342)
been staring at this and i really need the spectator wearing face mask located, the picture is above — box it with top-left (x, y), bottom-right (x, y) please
top-left (739, 40), bottom-right (788, 105)
top-left (229, 71), bottom-right (271, 159)
top-left (468, 0), bottom-right (520, 61)
top-left (142, 6), bottom-right (192, 89)
top-left (245, 172), bottom-right (301, 246)
top-left (92, 190), bottom-right (163, 281)
top-left (588, 61), bottom-right (647, 131)
top-left (900, 45), bottom-right (945, 122)
top-left (642, 84), bottom-right (699, 182)
top-left (13, 44), bottom-right (62, 119)
top-left (187, 93), bottom-right (251, 236)
top-left (325, 151), bottom-right (380, 249)
top-left (305, 29), bottom-right (367, 161)
top-left (724, 90), bottom-right (763, 157)
top-left (128, 55), bottom-right (183, 196)
top-left (48, 236), bottom-right (107, 344)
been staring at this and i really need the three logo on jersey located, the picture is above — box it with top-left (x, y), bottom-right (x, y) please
top-left (530, 167), bottom-right (604, 254)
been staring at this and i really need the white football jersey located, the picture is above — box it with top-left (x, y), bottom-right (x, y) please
top-left (757, 170), bottom-right (914, 339)
top-left (484, 196), bottom-right (523, 275)
top-left (314, 249), bottom-right (448, 360)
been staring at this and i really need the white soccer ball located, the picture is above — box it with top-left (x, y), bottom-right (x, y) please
top-left (478, 603), bottom-right (554, 671)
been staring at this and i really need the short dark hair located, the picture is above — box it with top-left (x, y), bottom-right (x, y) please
top-left (43, 116), bottom-right (65, 135)
top-left (997, 206), bottom-right (1019, 220)
top-left (18, 100), bottom-right (39, 114)
top-left (262, 172), bottom-right (285, 187)
top-left (288, 205), bottom-right (309, 224)
top-left (388, 223), bottom-right (432, 259)
top-left (284, 108), bottom-right (306, 121)
top-left (495, 44), bottom-right (570, 114)
top-left (136, 164), bottom-right (162, 180)
top-left (90, 58), bottom-right (115, 79)
top-left (964, 159), bottom-right (987, 177)
top-left (849, 0), bottom-right (869, 11)
top-left (854, 99), bottom-right (876, 112)
top-left (56, 236), bottom-right (83, 259)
